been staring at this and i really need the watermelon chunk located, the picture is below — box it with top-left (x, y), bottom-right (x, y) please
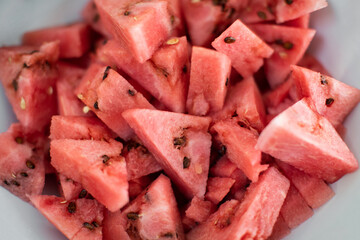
top-left (291, 65), bottom-right (360, 127)
top-left (0, 42), bottom-right (59, 132)
top-left (275, 0), bottom-right (328, 23)
top-left (30, 195), bottom-right (104, 240)
top-left (239, 0), bottom-right (276, 24)
top-left (121, 174), bottom-right (185, 239)
top-left (22, 23), bottom-right (91, 59)
top-left (58, 174), bottom-right (84, 201)
top-left (257, 98), bottom-right (358, 182)
top-left (276, 160), bottom-right (335, 209)
top-left (211, 77), bottom-right (267, 132)
top-left (128, 175), bottom-right (153, 200)
top-left (82, 0), bottom-right (112, 38)
top-left (103, 210), bottom-right (131, 240)
top-left (50, 139), bottom-right (128, 212)
top-left (185, 196), bottom-right (215, 224)
top-left (123, 109), bottom-right (211, 198)
top-left (94, 0), bottom-right (172, 63)
top-left (282, 13), bottom-right (310, 28)
top-left (186, 46), bottom-right (231, 116)
top-left (187, 167), bottom-right (290, 240)
top-left (268, 215), bottom-right (291, 240)
top-left (75, 63), bottom-right (155, 140)
top-left (211, 120), bottom-right (268, 182)
top-left (249, 24), bottom-right (316, 88)
top-left (205, 177), bottom-right (235, 204)
top-left (212, 19), bottom-right (274, 78)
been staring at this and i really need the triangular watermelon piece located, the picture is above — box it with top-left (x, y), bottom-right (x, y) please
top-left (282, 13), bottom-right (310, 28)
top-left (212, 19), bottom-right (274, 78)
top-left (239, 0), bottom-right (276, 24)
top-left (122, 109), bottom-right (212, 198)
top-left (249, 24), bottom-right (316, 88)
top-left (58, 174), bottom-right (84, 201)
top-left (75, 63), bottom-right (155, 140)
top-left (205, 177), bottom-right (235, 205)
top-left (268, 215), bottom-right (291, 240)
top-left (50, 139), bottom-right (128, 212)
top-left (128, 176), bottom-right (153, 200)
top-left (186, 46), bottom-right (231, 116)
top-left (185, 196), bottom-right (215, 224)
top-left (291, 65), bottom-right (360, 127)
top-left (257, 98), bottom-right (358, 183)
top-left (211, 120), bottom-right (268, 182)
top-left (30, 195), bottom-right (104, 240)
top-left (275, 0), bottom-right (328, 23)
top-left (82, 0), bottom-right (112, 38)
top-left (121, 174), bottom-right (185, 239)
top-left (187, 167), bottom-right (290, 240)
top-left (103, 210), bottom-right (131, 240)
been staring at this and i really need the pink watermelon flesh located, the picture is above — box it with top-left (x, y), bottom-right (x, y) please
top-left (58, 174), bottom-right (84, 201)
top-left (185, 196), bottom-right (215, 224)
top-left (211, 77), bottom-right (267, 132)
top-left (212, 19), bottom-right (274, 78)
top-left (50, 139), bottom-right (129, 212)
top-left (291, 65), bottom-right (360, 128)
top-left (249, 24), bottom-right (316, 88)
top-left (257, 98), bottom-right (358, 183)
top-left (276, 160), bottom-right (334, 209)
top-left (268, 215), bottom-right (291, 240)
top-left (298, 54), bottom-right (331, 76)
top-left (210, 156), bottom-right (238, 178)
top-left (50, 115), bottom-right (115, 141)
top-left (0, 42), bottom-right (59, 132)
top-left (123, 109), bottom-right (211, 199)
top-left (282, 13), bottom-right (310, 28)
top-left (121, 174), bottom-right (185, 240)
top-left (30, 195), bottom-right (104, 240)
top-left (186, 46), bottom-right (231, 116)
top-left (280, 185), bottom-right (313, 229)
top-left (187, 167), bottom-right (290, 240)
top-left (98, 36), bottom-right (189, 113)
top-left (123, 139), bottom-right (162, 181)
top-left (211, 120), bottom-right (268, 182)
top-left (103, 210), bottom-right (131, 240)
top-left (22, 23), bottom-right (91, 59)
top-left (275, 0), bottom-right (328, 23)
top-left (128, 175), bottom-right (153, 200)
top-left (82, 0), bottom-right (112, 38)
top-left (94, 0), bottom-right (172, 63)
top-left (205, 177), bottom-right (235, 205)
top-left (75, 63), bottom-right (155, 140)
top-left (238, 0), bottom-right (276, 24)
top-left (263, 78), bottom-right (297, 109)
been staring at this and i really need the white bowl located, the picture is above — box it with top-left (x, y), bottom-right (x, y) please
top-left (0, 1), bottom-right (359, 239)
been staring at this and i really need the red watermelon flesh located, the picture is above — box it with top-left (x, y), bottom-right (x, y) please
top-left (121, 174), bottom-right (185, 240)
top-left (257, 98), bottom-right (358, 183)
top-left (263, 78), bottom-right (297, 109)
top-left (211, 77), bottom-right (266, 132)
top-left (280, 185), bottom-right (313, 229)
top-left (276, 160), bottom-right (334, 209)
top-left (94, 0), bottom-right (172, 63)
top-left (187, 167), bottom-right (290, 240)
top-left (210, 156), bottom-right (238, 178)
top-left (185, 196), bottom-right (215, 224)
top-left (268, 215), bottom-right (291, 240)
top-left (186, 46), bottom-right (231, 116)
top-left (50, 139), bottom-right (128, 212)
top-left (275, 0), bottom-right (328, 23)
top-left (50, 115), bottom-right (115, 141)
top-left (128, 175), bottom-right (153, 200)
top-left (123, 139), bottom-right (162, 181)
top-left (82, 0), bottom-right (112, 38)
top-left (22, 23), bottom-right (91, 59)
top-left (212, 19), bottom-right (274, 78)
top-left (58, 174), bottom-right (83, 201)
top-left (298, 54), bottom-right (331, 76)
top-left (126, 78), bottom-right (153, 102)
top-left (165, 0), bottom-right (185, 37)
top-left (282, 13), bottom-right (310, 28)
top-left (103, 210), bottom-right (131, 240)
top-left (30, 195), bottom-right (104, 240)
top-left (0, 42), bottom-right (59, 132)
top-left (239, 0), bottom-right (276, 24)
top-left (249, 24), bottom-right (316, 88)
top-left (205, 177), bottom-right (235, 205)
top-left (75, 63), bottom-right (155, 140)
top-left (211, 120), bottom-right (268, 182)
top-left (291, 65), bottom-right (360, 127)
top-left (267, 97), bottom-right (295, 117)
top-left (123, 109), bottom-right (211, 199)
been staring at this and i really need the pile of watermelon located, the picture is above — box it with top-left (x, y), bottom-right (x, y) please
top-left (1, 0), bottom-right (359, 239)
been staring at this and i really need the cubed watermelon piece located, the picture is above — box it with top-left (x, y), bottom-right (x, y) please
top-left (276, 160), bottom-right (335, 209)
top-left (58, 174), bottom-right (83, 201)
top-left (282, 13), bottom-right (310, 28)
top-left (186, 46), bottom-right (231, 116)
top-left (123, 109), bottom-right (211, 198)
top-left (268, 215), bottom-right (291, 240)
top-left (212, 19), bottom-right (274, 78)
top-left (0, 42), bottom-right (59, 132)
top-left (239, 0), bottom-right (276, 24)
top-left (50, 139), bottom-right (128, 212)
top-left (103, 210), bottom-right (131, 240)
top-left (94, 0), bottom-right (172, 63)
top-left (249, 24), bottom-right (315, 88)
top-left (22, 23), bottom-right (91, 59)
top-left (257, 98), bottom-right (358, 182)
top-left (187, 167), bottom-right (290, 240)
top-left (291, 65), bottom-right (360, 127)
top-left (205, 177), bottom-right (235, 204)
top-left (211, 77), bottom-right (267, 132)
top-left (30, 195), bottom-right (104, 240)
top-left (298, 54), bottom-right (331, 76)
top-left (210, 156), bottom-right (239, 178)
top-left (121, 174), bottom-right (185, 239)
top-left (275, 0), bottom-right (328, 23)
top-left (82, 0), bottom-right (112, 38)
top-left (75, 63), bottom-right (155, 140)
top-left (185, 196), bottom-right (215, 224)
top-left (280, 185), bottom-right (313, 229)
top-left (211, 120), bottom-right (268, 182)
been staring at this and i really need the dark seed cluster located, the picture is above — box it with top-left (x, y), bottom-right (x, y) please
top-left (67, 202), bottom-right (77, 214)
top-left (326, 98), bottom-right (334, 107)
top-left (183, 157), bottom-right (191, 169)
top-left (79, 189), bottom-right (88, 199)
top-left (127, 212), bottom-right (140, 221)
top-left (26, 160), bottom-right (35, 169)
top-left (224, 36), bottom-right (236, 44)
top-left (103, 66), bottom-right (111, 80)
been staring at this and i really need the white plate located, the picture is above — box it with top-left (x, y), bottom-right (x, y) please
top-left (0, 1), bottom-right (359, 239)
